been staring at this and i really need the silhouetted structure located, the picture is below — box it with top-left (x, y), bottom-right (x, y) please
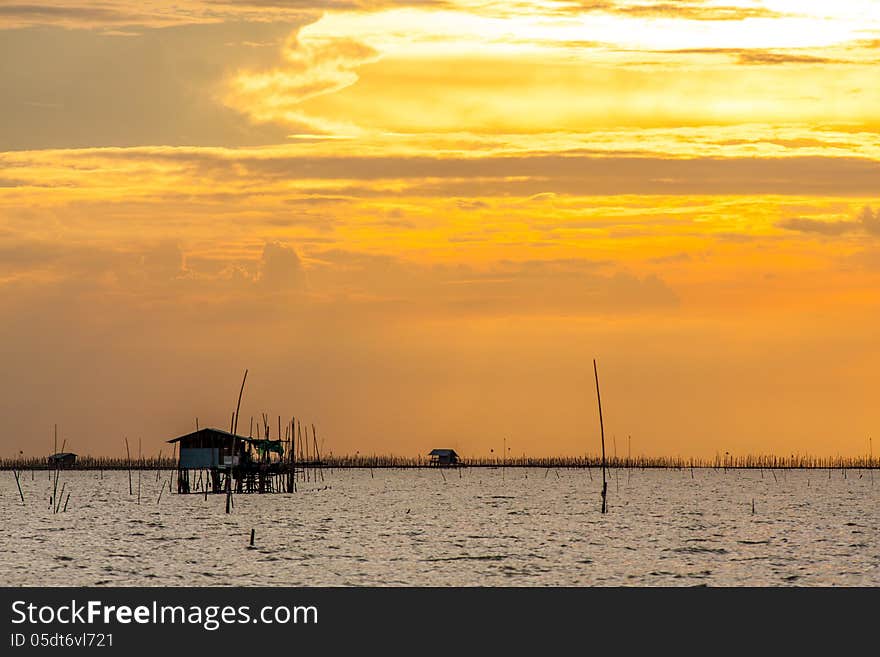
top-left (47, 452), bottom-right (77, 468)
top-left (169, 428), bottom-right (250, 469)
top-left (169, 428), bottom-right (290, 494)
top-left (428, 449), bottom-right (460, 466)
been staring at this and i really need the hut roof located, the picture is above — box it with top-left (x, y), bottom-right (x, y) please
top-left (167, 428), bottom-right (251, 444)
top-left (49, 452), bottom-right (77, 458)
top-left (428, 449), bottom-right (458, 457)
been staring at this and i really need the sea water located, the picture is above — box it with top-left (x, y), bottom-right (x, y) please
top-left (2, 468), bottom-right (878, 586)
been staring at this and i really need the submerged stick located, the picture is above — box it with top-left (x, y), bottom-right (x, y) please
top-left (168, 442), bottom-right (177, 496)
top-left (51, 425), bottom-right (59, 510)
top-left (12, 469), bottom-right (24, 503)
top-left (137, 437), bottom-right (142, 505)
top-left (627, 435), bottom-right (632, 485)
top-left (593, 359), bottom-right (608, 514)
top-left (54, 482), bottom-right (66, 514)
top-left (51, 460), bottom-right (60, 512)
top-left (613, 435), bottom-right (619, 493)
top-left (124, 437), bottom-right (132, 496)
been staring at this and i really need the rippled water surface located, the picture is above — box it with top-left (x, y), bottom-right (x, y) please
top-left (2, 468), bottom-right (879, 586)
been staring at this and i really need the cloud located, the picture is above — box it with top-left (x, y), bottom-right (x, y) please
top-left (260, 241), bottom-right (305, 289)
top-left (8, 145), bottom-right (880, 197)
top-left (306, 250), bottom-right (679, 316)
top-left (209, 0), bottom-right (451, 8)
top-left (650, 252), bottom-right (693, 264)
top-left (777, 205), bottom-right (880, 238)
top-left (140, 241), bottom-right (186, 280)
top-left (638, 47), bottom-right (852, 66)
top-left (48, 144), bottom-right (879, 196)
top-left (858, 205), bottom-right (880, 236)
top-left (0, 227), bottom-right (676, 325)
top-left (776, 217), bottom-right (858, 236)
top-left (226, 31), bottom-right (380, 132)
top-left (533, 1), bottom-right (783, 21)
top-left (0, 3), bottom-right (186, 29)
top-left (0, 22), bottom-right (302, 150)
top-left (736, 51), bottom-right (844, 66)
top-left (610, 2), bottom-right (783, 22)
top-left (0, 1), bottom-right (319, 29)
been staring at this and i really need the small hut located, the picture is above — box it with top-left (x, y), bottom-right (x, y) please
top-left (47, 452), bottom-right (77, 468)
top-left (428, 449), bottom-right (460, 467)
top-left (168, 427), bottom-right (293, 494)
top-left (168, 428), bottom-right (250, 469)
top-left (168, 428), bottom-right (252, 494)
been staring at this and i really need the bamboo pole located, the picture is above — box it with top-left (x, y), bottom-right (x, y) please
top-left (613, 435), bottom-right (619, 493)
top-left (54, 482), bottom-right (66, 514)
top-left (12, 469), bottom-right (24, 503)
top-left (627, 435), bottom-right (632, 485)
top-left (593, 359), bottom-right (608, 514)
top-left (51, 425), bottom-right (59, 509)
top-left (228, 369), bottom-right (248, 514)
top-left (51, 459), bottom-right (60, 512)
top-left (170, 442), bottom-right (177, 494)
top-left (137, 437), bottom-right (142, 505)
top-left (312, 424), bottom-right (324, 482)
top-left (124, 437), bottom-right (132, 495)
top-left (291, 416), bottom-right (297, 492)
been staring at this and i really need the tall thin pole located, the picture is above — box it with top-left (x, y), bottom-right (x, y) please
top-left (53, 425), bottom-right (58, 506)
top-left (228, 369), bottom-right (248, 513)
top-left (234, 370), bottom-right (247, 438)
top-left (137, 437), bottom-right (142, 505)
top-left (593, 359), bottom-right (608, 514)
top-left (125, 437), bottom-right (132, 496)
top-left (627, 434), bottom-right (632, 484)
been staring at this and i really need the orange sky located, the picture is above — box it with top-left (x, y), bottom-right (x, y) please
top-left (1, 1), bottom-right (879, 459)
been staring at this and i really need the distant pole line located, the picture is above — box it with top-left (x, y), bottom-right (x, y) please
top-left (1, 452), bottom-right (878, 472)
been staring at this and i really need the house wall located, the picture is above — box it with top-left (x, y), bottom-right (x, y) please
top-left (179, 447), bottom-right (243, 468)
top-left (179, 447), bottom-right (220, 468)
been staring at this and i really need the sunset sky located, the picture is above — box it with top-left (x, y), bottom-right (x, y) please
top-left (2, 1), bottom-right (879, 459)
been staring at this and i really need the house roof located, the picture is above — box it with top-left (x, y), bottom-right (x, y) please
top-left (428, 449), bottom-right (458, 456)
top-left (167, 428), bottom-right (252, 444)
